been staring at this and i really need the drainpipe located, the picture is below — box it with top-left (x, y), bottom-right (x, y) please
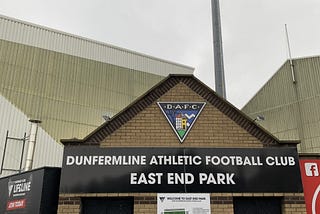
top-left (24, 119), bottom-right (41, 171)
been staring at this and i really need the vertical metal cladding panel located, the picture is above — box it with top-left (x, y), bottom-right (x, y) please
top-left (0, 95), bottom-right (63, 178)
top-left (243, 57), bottom-right (320, 153)
top-left (294, 57), bottom-right (320, 152)
top-left (242, 61), bottom-right (300, 141)
top-left (0, 38), bottom-right (167, 141)
top-left (295, 57), bottom-right (320, 99)
top-left (0, 14), bottom-right (194, 171)
top-left (0, 15), bottom-right (194, 77)
top-left (243, 61), bottom-right (296, 113)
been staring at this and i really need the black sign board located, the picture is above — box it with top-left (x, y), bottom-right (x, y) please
top-left (60, 147), bottom-right (302, 193)
top-left (0, 167), bottom-right (61, 214)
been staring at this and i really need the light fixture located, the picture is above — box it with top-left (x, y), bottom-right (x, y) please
top-left (254, 115), bottom-right (265, 122)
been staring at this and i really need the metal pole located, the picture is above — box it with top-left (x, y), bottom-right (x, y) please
top-left (211, 0), bottom-right (226, 98)
top-left (0, 130), bottom-right (9, 174)
top-left (19, 132), bottom-right (27, 172)
top-left (24, 119), bottom-right (41, 171)
top-left (285, 24), bottom-right (296, 83)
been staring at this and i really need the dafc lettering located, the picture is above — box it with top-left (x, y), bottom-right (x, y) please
top-left (164, 104), bottom-right (200, 110)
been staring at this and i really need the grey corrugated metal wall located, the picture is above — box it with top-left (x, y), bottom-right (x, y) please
top-left (243, 56), bottom-right (320, 153)
top-left (0, 14), bottom-right (193, 77)
top-left (0, 15), bottom-right (194, 142)
top-left (0, 94), bottom-right (63, 177)
top-left (0, 39), bottom-right (168, 141)
top-left (0, 15), bottom-right (194, 177)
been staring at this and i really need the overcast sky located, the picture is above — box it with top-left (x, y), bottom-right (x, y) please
top-left (1, 0), bottom-right (320, 108)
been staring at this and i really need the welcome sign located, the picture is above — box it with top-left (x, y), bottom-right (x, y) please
top-left (157, 193), bottom-right (210, 214)
top-left (60, 146), bottom-right (302, 193)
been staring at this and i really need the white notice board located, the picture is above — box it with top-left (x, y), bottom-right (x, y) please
top-left (157, 193), bottom-right (210, 214)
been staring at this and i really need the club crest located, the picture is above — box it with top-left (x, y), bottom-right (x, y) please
top-left (157, 102), bottom-right (206, 143)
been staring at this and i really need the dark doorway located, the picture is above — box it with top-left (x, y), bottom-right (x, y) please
top-left (233, 197), bottom-right (282, 214)
top-left (81, 197), bottom-right (134, 214)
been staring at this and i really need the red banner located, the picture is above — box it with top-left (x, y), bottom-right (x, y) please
top-left (6, 199), bottom-right (26, 210)
top-left (300, 160), bottom-right (320, 214)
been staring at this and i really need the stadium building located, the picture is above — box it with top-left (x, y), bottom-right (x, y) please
top-left (58, 75), bottom-right (304, 214)
top-left (0, 14), bottom-right (309, 214)
top-left (242, 56), bottom-right (320, 154)
top-left (0, 15), bottom-right (193, 177)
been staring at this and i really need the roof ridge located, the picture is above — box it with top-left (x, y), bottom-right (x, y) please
top-left (61, 75), bottom-right (280, 146)
top-left (0, 14), bottom-right (194, 70)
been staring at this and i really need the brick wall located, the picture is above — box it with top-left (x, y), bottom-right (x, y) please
top-left (100, 83), bottom-right (263, 148)
top-left (58, 82), bottom-right (306, 213)
top-left (58, 195), bottom-right (81, 214)
top-left (283, 193), bottom-right (307, 213)
top-left (58, 193), bottom-right (306, 214)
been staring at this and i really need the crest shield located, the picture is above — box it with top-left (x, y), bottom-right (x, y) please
top-left (157, 102), bottom-right (206, 143)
